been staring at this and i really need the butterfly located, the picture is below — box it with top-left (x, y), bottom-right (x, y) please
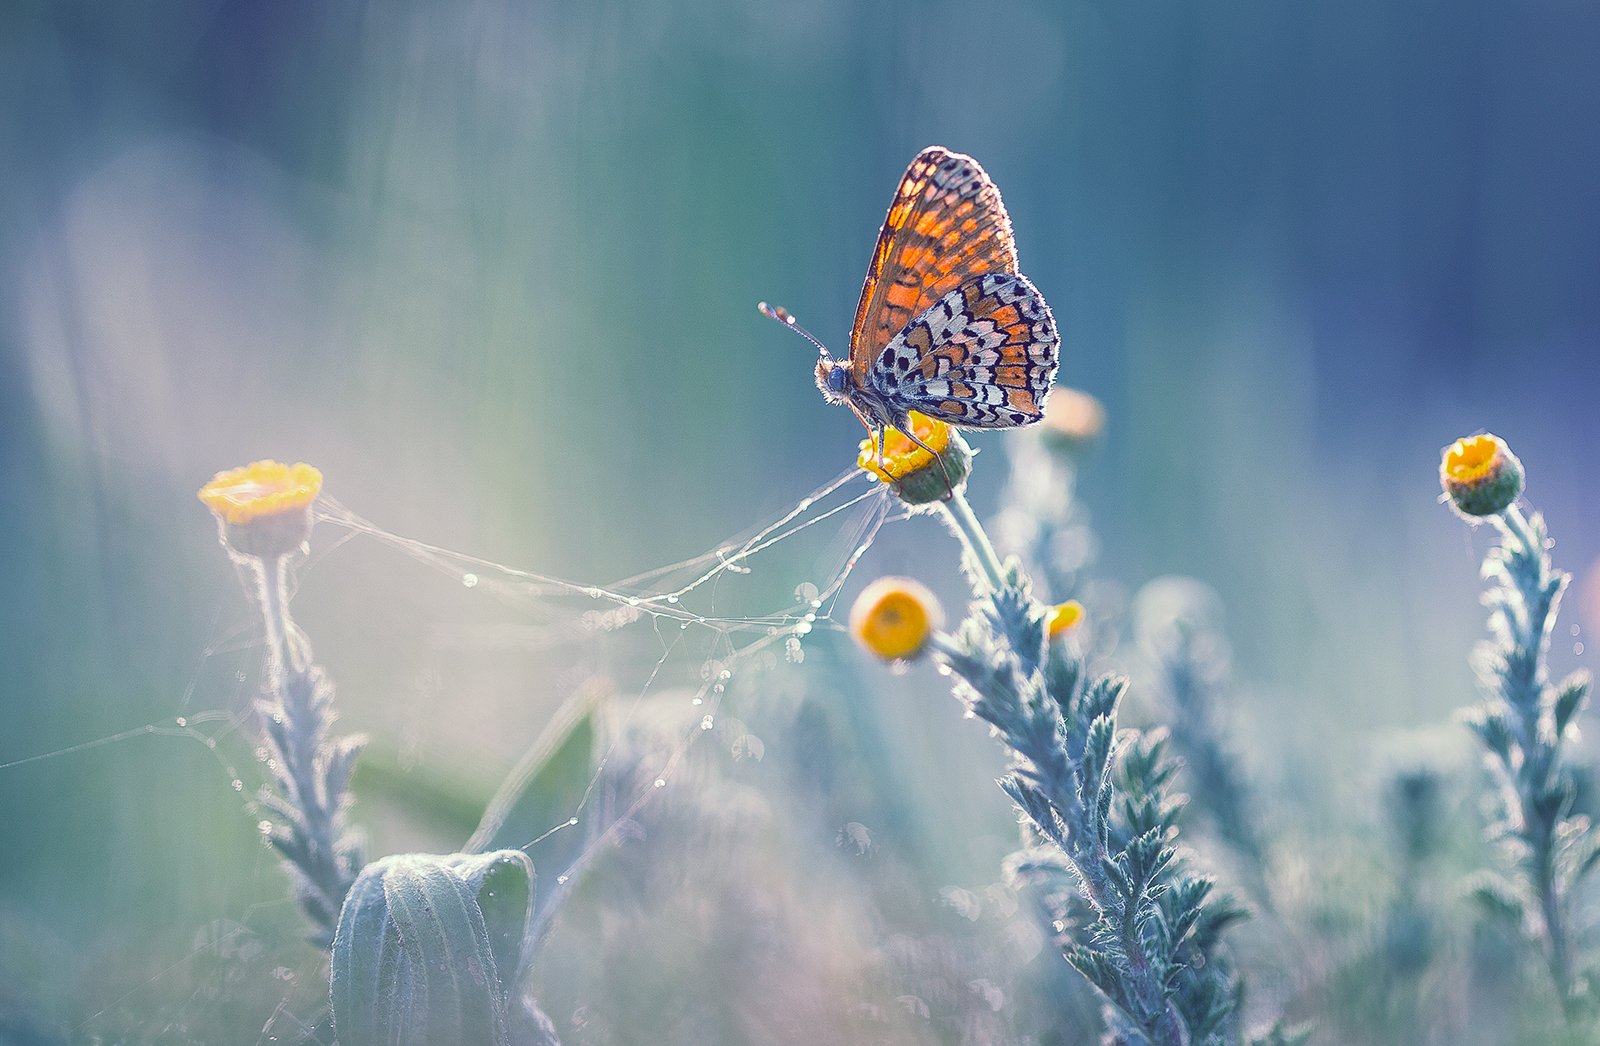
top-left (761, 146), bottom-right (1060, 478)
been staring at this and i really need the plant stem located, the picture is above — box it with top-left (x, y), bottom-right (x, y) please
top-left (1492, 504), bottom-right (1576, 1017)
top-left (940, 489), bottom-right (1007, 593)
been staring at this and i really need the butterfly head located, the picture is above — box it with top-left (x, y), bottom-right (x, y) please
top-left (759, 300), bottom-right (855, 404)
top-left (815, 357), bottom-right (852, 404)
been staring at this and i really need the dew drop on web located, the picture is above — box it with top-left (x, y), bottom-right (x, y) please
top-left (700, 716), bottom-right (715, 731)
top-left (785, 636), bottom-right (805, 663)
top-left (794, 581), bottom-right (820, 605)
top-left (461, 572), bottom-right (479, 588)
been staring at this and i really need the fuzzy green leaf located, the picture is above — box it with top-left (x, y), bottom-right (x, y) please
top-left (331, 851), bottom-right (534, 1046)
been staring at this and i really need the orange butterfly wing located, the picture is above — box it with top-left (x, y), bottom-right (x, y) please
top-left (848, 147), bottom-right (1020, 382)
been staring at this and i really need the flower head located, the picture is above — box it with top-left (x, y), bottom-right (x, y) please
top-left (1045, 600), bottom-right (1085, 640)
top-left (1037, 387), bottom-right (1106, 456)
top-left (858, 412), bottom-right (972, 505)
top-left (199, 460), bottom-right (323, 558)
top-left (850, 577), bottom-right (942, 661)
top-left (1441, 434), bottom-right (1523, 518)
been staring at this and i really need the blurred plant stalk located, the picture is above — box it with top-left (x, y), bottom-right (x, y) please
top-left (199, 461), bottom-right (363, 945)
top-left (1444, 434), bottom-right (1598, 1022)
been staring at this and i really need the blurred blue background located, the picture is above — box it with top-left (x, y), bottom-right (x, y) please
top-left (3, 0), bottom-right (1600, 1038)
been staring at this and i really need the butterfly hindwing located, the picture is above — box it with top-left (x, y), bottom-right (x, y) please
top-left (867, 272), bottom-right (1059, 429)
top-left (848, 148), bottom-right (1019, 384)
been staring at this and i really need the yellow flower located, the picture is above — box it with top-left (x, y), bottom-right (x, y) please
top-left (1440, 434), bottom-right (1523, 518)
top-left (198, 460), bottom-right (323, 557)
top-left (857, 412), bottom-right (972, 505)
top-left (1038, 388), bottom-right (1106, 455)
top-left (850, 577), bottom-right (942, 661)
top-left (1045, 600), bottom-right (1084, 639)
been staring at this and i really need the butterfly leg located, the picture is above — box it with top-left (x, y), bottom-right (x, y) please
top-left (894, 420), bottom-right (956, 500)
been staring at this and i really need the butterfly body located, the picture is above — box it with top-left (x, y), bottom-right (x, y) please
top-left (768, 147), bottom-right (1060, 452)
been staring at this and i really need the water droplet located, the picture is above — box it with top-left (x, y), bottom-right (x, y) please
top-left (231, 779), bottom-right (244, 792)
top-left (205, 738), bottom-right (217, 749)
top-left (680, 621), bottom-right (691, 630)
top-left (810, 599), bottom-right (823, 610)
top-left (175, 716), bottom-right (187, 728)
top-left (653, 778), bottom-right (666, 789)
top-left (271, 712), bottom-right (284, 725)
top-left (795, 581), bottom-right (820, 605)
top-left (235, 670), bottom-right (247, 683)
top-left (794, 621), bottom-right (813, 637)
top-left (462, 572), bottom-right (479, 588)
top-left (700, 716), bottom-right (715, 731)
top-left (258, 820), bottom-right (272, 836)
top-left (785, 636), bottom-right (806, 664)
top-left (720, 669), bottom-right (732, 680)
top-left (144, 724), bottom-right (155, 733)
top-left (585, 587), bottom-right (602, 599)
top-left (1573, 624), bottom-right (1582, 637)
top-left (255, 746), bottom-right (269, 763)
top-left (1576, 642), bottom-right (1586, 656)
top-left (798, 498), bottom-right (813, 511)
top-left (666, 594), bottom-right (679, 604)
top-left (568, 817), bottom-right (579, 826)
top-left (626, 596), bottom-right (640, 606)
top-left (712, 683), bottom-right (725, 694)
top-left (691, 696), bottom-right (704, 706)
top-left (557, 874), bottom-right (569, 885)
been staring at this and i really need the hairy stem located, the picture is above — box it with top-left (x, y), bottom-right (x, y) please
top-left (941, 489), bottom-right (1007, 593)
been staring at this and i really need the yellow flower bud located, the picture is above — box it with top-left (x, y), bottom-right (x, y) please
top-left (849, 577), bottom-right (942, 661)
top-left (1440, 434), bottom-right (1524, 518)
top-left (198, 460), bottom-right (323, 558)
top-left (1037, 388), bottom-right (1106, 456)
top-left (1045, 600), bottom-right (1085, 639)
top-left (858, 412), bottom-right (972, 505)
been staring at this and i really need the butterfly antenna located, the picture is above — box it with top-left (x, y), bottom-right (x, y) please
top-left (758, 301), bottom-right (832, 359)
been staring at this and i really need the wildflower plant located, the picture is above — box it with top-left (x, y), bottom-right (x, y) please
top-left (1442, 433), bottom-right (1600, 1019)
top-left (198, 461), bottom-right (363, 945)
top-left (851, 418), bottom-right (1269, 1045)
top-left (200, 461), bottom-right (560, 1045)
top-left (1133, 578), bottom-right (1269, 898)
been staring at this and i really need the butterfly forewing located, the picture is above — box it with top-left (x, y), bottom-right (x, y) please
top-left (867, 272), bottom-right (1059, 428)
top-left (848, 148), bottom-right (1019, 383)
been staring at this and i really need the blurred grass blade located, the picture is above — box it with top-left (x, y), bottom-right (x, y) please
top-left (466, 680), bottom-right (604, 863)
